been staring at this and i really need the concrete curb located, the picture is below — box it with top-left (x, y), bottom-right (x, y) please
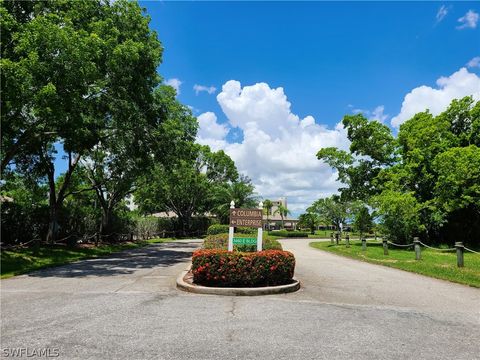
top-left (176, 269), bottom-right (300, 296)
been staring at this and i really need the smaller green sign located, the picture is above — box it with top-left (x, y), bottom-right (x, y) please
top-left (233, 237), bottom-right (257, 245)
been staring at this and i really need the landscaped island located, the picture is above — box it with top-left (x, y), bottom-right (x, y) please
top-left (182, 224), bottom-right (297, 290)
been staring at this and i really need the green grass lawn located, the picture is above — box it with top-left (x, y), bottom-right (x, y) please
top-left (0, 238), bottom-right (174, 279)
top-left (310, 240), bottom-right (480, 288)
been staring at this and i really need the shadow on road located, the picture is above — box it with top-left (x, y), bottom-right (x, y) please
top-left (27, 241), bottom-right (199, 278)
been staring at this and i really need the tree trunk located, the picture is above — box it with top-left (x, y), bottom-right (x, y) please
top-left (46, 161), bottom-right (58, 244)
top-left (180, 216), bottom-right (186, 237)
top-left (178, 212), bottom-right (192, 237)
top-left (46, 204), bottom-right (59, 244)
top-left (45, 152), bottom-right (81, 244)
top-left (100, 207), bottom-right (112, 239)
top-left (184, 215), bottom-right (191, 237)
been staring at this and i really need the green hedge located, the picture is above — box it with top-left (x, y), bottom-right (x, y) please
top-left (207, 224), bottom-right (258, 235)
top-left (192, 249), bottom-right (295, 287)
top-left (203, 233), bottom-right (282, 251)
top-left (268, 230), bottom-right (309, 238)
top-left (135, 216), bottom-right (212, 238)
top-left (207, 224), bottom-right (230, 235)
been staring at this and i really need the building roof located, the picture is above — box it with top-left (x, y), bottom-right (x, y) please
top-left (263, 215), bottom-right (298, 222)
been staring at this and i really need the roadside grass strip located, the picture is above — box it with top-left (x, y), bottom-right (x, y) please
top-left (310, 240), bottom-right (480, 288)
top-left (1, 238), bottom-right (174, 279)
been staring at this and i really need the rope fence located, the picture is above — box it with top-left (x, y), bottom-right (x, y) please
top-left (387, 241), bottom-right (413, 248)
top-left (328, 233), bottom-right (479, 268)
top-left (464, 247), bottom-right (480, 255)
top-left (418, 240), bottom-right (456, 251)
top-left (1, 229), bottom-right (207, 250)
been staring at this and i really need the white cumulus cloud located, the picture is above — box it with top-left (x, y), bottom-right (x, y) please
top-left (196, 80), bottom-right (350, 214)
top-left (165, 78), bottom-right (182, 95)
top-left (391, 67), bottom-right (480, 127)
top-left (193, 84), bottom-right (217, 95)
top-left (467, 56), bottom-right (480, 68)
top-left (457, 10), bottom-right (479, 29)
top-left (196, 112), bottom-right (229, 151)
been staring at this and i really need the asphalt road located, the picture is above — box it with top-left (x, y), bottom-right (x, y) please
top-left (1, 239), bottom-right (479, 360)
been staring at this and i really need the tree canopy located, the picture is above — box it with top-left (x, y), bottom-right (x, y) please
top-left (308, 195), bottom-right (354, 232)
top-left (0, 0), bottom-right (253, 244)
top-left (316, 96), bottom-right (480, 245)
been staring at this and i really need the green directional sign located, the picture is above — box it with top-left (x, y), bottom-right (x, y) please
top-left (233, 237), bottom-right (257, 245)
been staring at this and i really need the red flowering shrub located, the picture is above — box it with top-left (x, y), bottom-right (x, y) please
top-left (192, 249), bottom-right (295, 287)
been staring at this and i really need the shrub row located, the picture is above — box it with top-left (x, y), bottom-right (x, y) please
top-left (203, 233), bottom-right (282, 251)
top-left (135, 216), bottom-right (212, 239)
top-left (207, 224), bottom-right (257, 235)
top-left (206, 224), bottom-right (229, 235)
top-left (268, 230), bottom-right (309, 238)
top-left (192, 249), bottom-right (295, 287)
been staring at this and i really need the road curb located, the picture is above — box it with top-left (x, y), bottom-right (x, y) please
top-left (176, 269), bottom-right (300, 296)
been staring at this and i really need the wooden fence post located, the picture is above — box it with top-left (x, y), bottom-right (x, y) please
top-left (383, 238), bottom-right (389, 255)
top-left (414, 237), bottom-right (421, 260)
top-left (346, 233), bottom-right (350, 248)
top-left (361, 237), bottom-right (366, 251)
top-left (455, 242), bottom-right (464, 267)
top-left (330, 232), bottom-right (334, 244)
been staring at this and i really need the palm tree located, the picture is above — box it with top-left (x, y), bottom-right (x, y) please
top-left (274, 204), bottom-right (291, 229)
top-left (298, 212), bottom-right (320, 234)
top-left (211, 177), bottom-right (258, 223)
top-left (263, 199), bottom-right (273, 230)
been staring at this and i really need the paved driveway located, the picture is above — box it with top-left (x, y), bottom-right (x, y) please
top-left (1, 239), bottom-right (479, 360)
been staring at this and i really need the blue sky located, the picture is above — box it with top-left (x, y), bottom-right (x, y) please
top-left (144, 1), bottom-right (479, 128)
top-left (56, 2), bottom-right (480, 216)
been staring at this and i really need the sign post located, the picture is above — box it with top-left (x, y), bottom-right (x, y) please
top-left (228, 202), bottom-right (263, 252)
top-left (257, 202), bottom-right (263, 251)
top-left (228, 200), bottom-right (235, 251)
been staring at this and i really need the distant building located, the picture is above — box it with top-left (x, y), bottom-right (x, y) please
top-left (263, 197), bottom-right (298, 230)
top-left (152, 211), bottom-right (178, 218)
